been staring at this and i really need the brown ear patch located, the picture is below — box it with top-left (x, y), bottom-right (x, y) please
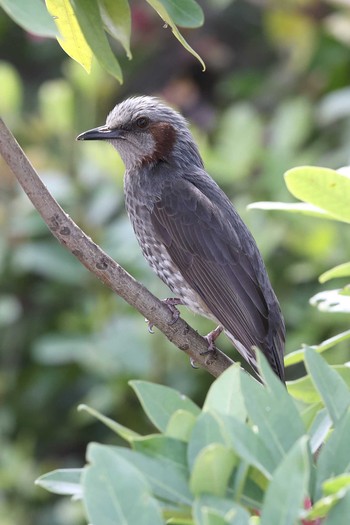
top-left (149, 122), bottom-right (177, 162)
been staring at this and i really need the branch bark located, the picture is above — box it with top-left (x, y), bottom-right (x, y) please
top-left (0, 118), bottom-right (234, 378)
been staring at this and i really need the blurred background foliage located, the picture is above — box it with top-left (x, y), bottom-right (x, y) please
top-left (1, 0), bottom-right (350, 523)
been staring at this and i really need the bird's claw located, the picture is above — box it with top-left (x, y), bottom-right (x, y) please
top-left (145, 317), bottom-right (155, 334)
top-left (163, 297), bottom-right (182, 325)
top-left (202, 325), bottom-right (223, 355)
top-left (190, 358), bottom-right (199, 369)
top-left (145, 297), bottom-right (182, 334)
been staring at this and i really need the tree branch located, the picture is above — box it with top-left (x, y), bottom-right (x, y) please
top-left (0, 118), bottom-right (234, 378)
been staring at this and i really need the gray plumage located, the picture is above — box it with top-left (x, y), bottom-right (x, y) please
top-left (77, 96), bottom-right (285, 381)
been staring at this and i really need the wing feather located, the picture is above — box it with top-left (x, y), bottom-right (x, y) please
top-left (150, 175), bottom-right (284, 379)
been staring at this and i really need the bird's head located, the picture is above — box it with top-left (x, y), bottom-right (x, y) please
top-left (77, 96), bottom-right (202, 170)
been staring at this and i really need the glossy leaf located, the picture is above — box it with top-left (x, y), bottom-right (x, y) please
top-left (305, 348), bottom-right (350, 423)
top-left (46, 0), bottom-right (92, 72)
top-left (35, 469), bottom-right (82, 496)
top-left (203, 364), bottom-right (246, 421)
top-left (319, 262), bottom-right (350, 283)
top-left (130, 380), bottom-right (200, 432)
top-left (1, 0), bottom-right (57, 37)
top-left (284, 166), bottom-right (350, 223)
top-left (78, 404), bottom-right (139, 442)
top-left (190, 444), bottom-right (236, 497)
top-left (260, 437), bottom-right (310, 525)
top-left (70, 0), bottom-right (122, 81)
top-left (82, 444), bottom-right (164, 525)
top-left (248, 201), bottom-right (336, 220)
top-left (146, 0), bottom-right (205, 70)
top-left (99, 0), bottom-right (132, 59)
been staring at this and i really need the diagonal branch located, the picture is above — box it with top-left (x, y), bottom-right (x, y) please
top-left (0, 118), bottom-right (234, 377)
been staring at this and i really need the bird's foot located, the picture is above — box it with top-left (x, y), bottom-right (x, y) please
top-left (163, 297), bottom-right (182, 324)
top-left (202, 325), bottom-right (223, 355)
top-left (145, 297), bottom-right (182, 334)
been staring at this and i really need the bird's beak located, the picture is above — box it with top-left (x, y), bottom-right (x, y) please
top-left (76, 125), bottom-right (124, 141)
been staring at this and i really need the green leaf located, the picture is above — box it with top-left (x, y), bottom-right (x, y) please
top-left (83, 444), bottom-right (164, 525)
top-left (99, 0), bottom-right (132, 59)
top-left (220, 415), bottom-right (276, 478)
top-left (114, 446), bottom-right (192, 505)
top-left (310, 288), bottom-right (350, 313)
top-left (319, 262), bottom-right (350, 283)
top-left (241, 353), bottom-right (305, 463)
top-left (70, 0), bottom-right (123, 81)
top-left (288, 366), bottom-right (350, 404)
top-left (203, 364), bottom-right (247, 421)
top-left (247, 201), bottom-right (337, 220)
top-left (187, 412), bottom-right (229, 469)
top-left (287, 375), bottom-right (320, 403)
top-left (305, 348), bottom-right (350, 423)
top-left (315, 409), bottom-right (350, 500)
top-left (146, 0), bottom-right (205, 70)
top-left (324, 491), bottom-right (350, 524)
top-left (190, 444), bottom-right (236, 497)
top-left (166, 409), bottom-right (197, 441)
top-left (132, 435), bottom-right (187, 470)
top-left (78, 404), bottom-right (139, 442)
top-left (307, 475), bottom-right (350, 521)
top-left (193, 495), bottom-right (250, 525)
top-left (260, 437), bottom-right (310, 525)
top-left (284, 166), bottom-right (350, 223)
top-left (151, 0), bottom-right (204, 28)
top-left (35, 468), bottom-right (82, 496)
top-left (284, 329), bottom-right (350, 367)
top-left (130, 380), bottom-right (200, 432)
top-left (0, 0), bottom-right (58, 37)
top-left (324, 474), bottom-right (350, 496)
top-left (309, 408), bottom-right (332, 454)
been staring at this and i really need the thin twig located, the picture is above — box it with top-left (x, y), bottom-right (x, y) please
top-left (0, 118), bottom-right (234, 377)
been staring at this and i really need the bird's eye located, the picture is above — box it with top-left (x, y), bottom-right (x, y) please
top-left (136, 117), bottom-right (149, 129)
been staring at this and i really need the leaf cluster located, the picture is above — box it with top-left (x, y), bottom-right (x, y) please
top-left (0, 0), bottom-right (205, 82)
top-left (37, 350), bottom-right (350, 524)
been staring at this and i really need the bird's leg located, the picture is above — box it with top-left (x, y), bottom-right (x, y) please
top-left (146, 297), bottom-right (183, 334)
top-left (202, 325), bottom-right (223, 354)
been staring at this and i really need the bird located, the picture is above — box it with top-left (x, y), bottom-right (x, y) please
top-left (77, 96), bottom-right (285, 381)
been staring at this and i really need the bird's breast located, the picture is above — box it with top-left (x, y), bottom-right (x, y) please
top-left (124, 178), bottom-right (213, 319)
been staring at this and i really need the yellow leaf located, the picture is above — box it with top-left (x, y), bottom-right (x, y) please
top-left (45, 0), bottom-right (93, 73)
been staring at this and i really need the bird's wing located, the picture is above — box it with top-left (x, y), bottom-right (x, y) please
top-left (150, 176), bottom-right (284, 378)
